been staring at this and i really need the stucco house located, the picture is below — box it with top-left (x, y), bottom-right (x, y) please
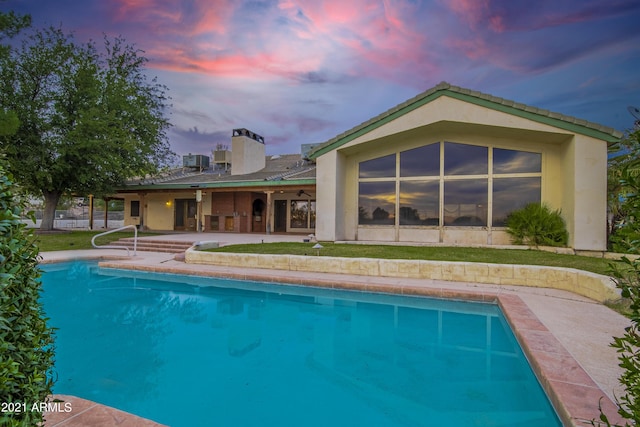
top-left (308, 82), bottom-right (622, 251)
top-left (113, 129), bottom-right (317, 235)
top-left (114, 82), bottom-right (620, 250)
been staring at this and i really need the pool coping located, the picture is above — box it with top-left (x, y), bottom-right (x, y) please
top-left (42, 253), bottom-right (625, 427)
top-left (44, 395), bottom-right (167, 427)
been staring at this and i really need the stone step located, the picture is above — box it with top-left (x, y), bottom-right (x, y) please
top-left (109, 238), bottom-right (194, 254)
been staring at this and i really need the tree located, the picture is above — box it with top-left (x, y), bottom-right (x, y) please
top-left (0, 9), bottom-right (31, 41)
top-left (372, 207), bottom-right (390, 220)
top-left (608, 128), bottom-right (640, 252)
top-left (399, 206), bottom-right (421, 224)
top-left (0, 25), bottom-right (174, 230)
top-left (0, 9), bottom-right (29, 138)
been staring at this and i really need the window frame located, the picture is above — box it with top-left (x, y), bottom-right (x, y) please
top-left (356, 142), bottom-right (542, 229)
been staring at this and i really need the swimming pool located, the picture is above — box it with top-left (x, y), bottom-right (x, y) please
top-left (40, 261), bottom-right (561, 426)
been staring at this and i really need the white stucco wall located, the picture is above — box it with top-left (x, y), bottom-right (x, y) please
top-left (315, 151), bottom-right (338, 241)
top-left (571, 135), bottom-right (608, 250)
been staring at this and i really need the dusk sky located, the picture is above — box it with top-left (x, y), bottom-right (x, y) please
top-left (3, 0), bottom-right (640, 159)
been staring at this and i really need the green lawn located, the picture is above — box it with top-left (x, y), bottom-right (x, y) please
top-left (33, 231), bottom-right (624, 276)
top-left (33, 230), bottom-right (159, 252)
top-left (206, 242), bottom-right (620, 276)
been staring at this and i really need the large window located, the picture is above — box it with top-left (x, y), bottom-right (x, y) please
top-left (357, 142), bottom-right (542, 228)
top-left (444, 142), bottom-right (488, 175)
top-left (492, 178), bottom-right (541, 226)
top-left (358, 182), bottom-right (395, 225)
top-left (400, 181), bottom-right (439, 225)
top-left (400, 144), bottom-right (439, 177)
top-left (444, 180), bottom-right (487, 226)
top-left (290, 200), bottom-right (316, 229)
top-left (359, 154), bottom-right (395, 178)
top-left (493, 148), bottom-right (541, 173)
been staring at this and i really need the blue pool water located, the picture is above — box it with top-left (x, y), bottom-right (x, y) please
top-left (40, 262), bottom-right (561, 426)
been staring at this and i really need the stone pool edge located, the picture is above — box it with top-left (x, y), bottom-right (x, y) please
top-left (184, 249), bottom-right (620, 303)
top-left (44, 394), bottom-right (167, 427)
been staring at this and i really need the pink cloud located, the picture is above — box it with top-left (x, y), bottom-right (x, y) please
top-left (280, 0), bottom-right (437, 83)
top-left (108, 0), bottom-right (234, 37)
top-left (95, 0), bottom-right (442, 88)
top-left (446, 38), bottom-right (490, 62)
top-left (445, 0), bottom-right (491, 30)
top-left (150, 48), bottom-right (279, 78)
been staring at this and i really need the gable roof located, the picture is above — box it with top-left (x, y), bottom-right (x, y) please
top-left (309, 82), bottom-right (623, 159)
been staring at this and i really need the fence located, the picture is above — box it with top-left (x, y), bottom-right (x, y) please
top-left (22, 209), bottom-right (125, 229)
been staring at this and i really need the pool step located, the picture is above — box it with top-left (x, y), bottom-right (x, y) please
top-left (109, 238), bottom-right (195, 254)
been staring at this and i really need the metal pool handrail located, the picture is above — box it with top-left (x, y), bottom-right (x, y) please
top-left (91, 225), bottom-right (137, 256)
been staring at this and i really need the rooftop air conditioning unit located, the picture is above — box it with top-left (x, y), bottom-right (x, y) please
top-left (213, 150), bottom-right (232, 163)
top-left (183, 154), bottom-right (210, 170)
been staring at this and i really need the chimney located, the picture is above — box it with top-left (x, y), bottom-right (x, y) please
top-left (231, 128), bottom-right (265, 175)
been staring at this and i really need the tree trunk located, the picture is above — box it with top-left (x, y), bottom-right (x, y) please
top-left (40, 190), bottom-right (62, 231)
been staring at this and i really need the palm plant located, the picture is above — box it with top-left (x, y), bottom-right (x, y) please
top-left (505, 202), bottom-right (568, 247)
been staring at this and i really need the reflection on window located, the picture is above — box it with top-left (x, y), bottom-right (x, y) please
top-left (309, 201), bottom-right (316, 228)
top-left (400, 181), bottom-right (439, 225)
top-left (493, 149), bottom-right (541, 174)
top-left (492, 178), bottom-right (541, 226)
top-left (357, 142), bottom-right (541, 229)
top-left (290, 200), bottom-right (316, 229)
top-left (443, 180), bottom-right (487, 226)
top-left (444, 142), bottom-right (487, 175)
top-left (400, 144), bottom-right (440, 177)
top-left (359, 182), bottom-right (395, 225)
top-left (359, 154), bottom-right (396, 178)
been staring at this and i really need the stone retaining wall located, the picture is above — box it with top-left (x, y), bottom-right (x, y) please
top-left (185, 249), bottom-right (620, 302)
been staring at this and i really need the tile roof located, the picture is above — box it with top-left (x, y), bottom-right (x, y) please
top-left (309, 81), bottom-right (623, 158)
top-left (124, 153), bottom-right (316, 190)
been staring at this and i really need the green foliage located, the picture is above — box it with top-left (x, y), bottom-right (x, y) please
top-left (0, 10), bottom-right (31, 39)
top-left (0, 158), bottom-right (55, 426)
top-left (608, 129), bottom-right (640, 251)
top-left (505, 202), bottom-right (568, 247)
top-left (0, 25), bottom-right (174, 230)
top-left (595, 257), bottom-right (640, 426)
top-left (610, 165), bottom-right (640, 254)
top-left (597, 130), bottom-right (640, 424)
top-left (0, 110), bottom-right (19, 137)
top-left (35, 230), bottom-right (159, 252)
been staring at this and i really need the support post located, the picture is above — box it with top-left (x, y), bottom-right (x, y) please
top-left (104, 198), bottom-right (109, 229)
top-left (88, 194), bottom-right (94, 230)
top-left (264, 190), bottom-right (273, 235)
top-left (196, 190), bottom-right (202, 232)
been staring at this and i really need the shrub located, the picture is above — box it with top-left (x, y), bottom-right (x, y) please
top-left (506, 202), bottom-right (568, 247)
top-left (609, 169), bottom-right (640, 254)
top-left (595, 257), bottom-right (640, 426)
top-left (0, 159), bottom-right (55, 426)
